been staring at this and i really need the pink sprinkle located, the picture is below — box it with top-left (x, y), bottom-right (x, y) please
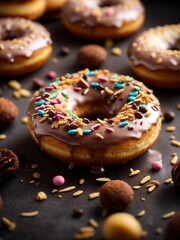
top-left (98, 76), bottom-right (108, 82)
top-left (151, 161), bottom-right (163, 171)
top-left (74, 87), bottom-right (82, 92)
top-left (45, 86), bottom-right (54, 91)
top-left (34, 96), bottom-right (42, 101)
top-left (56, 98), bottom-right (62, 104)
top-left (52, 175), bottom-right (65, 187)
top-left (106, 127), bottom-right (114, 133)
top-left (47, 71), bottom-right (57, 79)
top-left (35, 105), bottom-right (45, 110)
top-left (51, 100), bottom-right (58, 104)
top-left (90, 123), bottom-right (101, 131)
top-left (105, 9), bottom-right (114, 17)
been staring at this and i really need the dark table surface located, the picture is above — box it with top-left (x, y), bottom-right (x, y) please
top-left (0, 1), bottom-right (180, 239)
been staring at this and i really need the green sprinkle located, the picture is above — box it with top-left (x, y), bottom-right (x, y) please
top-left (111, 75), bottom-right (120, 80)
top-left (125, 76), bottom-right (134, 82)
top-left (83, 129), bottom-right (91, 135)
top-left (119, 121), bottom-right (128, 128)
top-left (62, 92), bottom-right (69, 99)
top-left (68, 129), bottom-right (77, 135)
top-left (49, 89), bottom-right (58, 100)
top-left (66, 110), bottom-right (72, 117)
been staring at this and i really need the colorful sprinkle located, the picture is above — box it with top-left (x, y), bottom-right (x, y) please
top-left (115, 82), bottom-right (124, 89)
top-left (128, 96), bottom-right (136, 102)
top-left (98, 76), bottom-right (108, 82)
top-left (34, 96), bottom-right (42, 101)
top-left (88, 71), bottom-right (95, 76)
top-left (47, 71), bottom-right (57, 79)
top-left (106, 127), bottom-right (114, 133)
top-left (119, 121), bottom-right (128, 128)
top-left (66, 110), bottom-right (72, 117)
top-left (39, 89), bottom-right (45, 93)
top-left (134, 86), bottom-right (140, 91)
top-left (74, 87), bottom-right (82, 92)
top-left (105, 8), bottom-right (114, 16)
top-left (36, 99), bottom-right (45, 107)
top-left (129, 91), bottom-right (139, 97)
top-left (37, 110), bottom-right (45, 116)
top-left (49, 89), bottom-right (58, 100)
top-left (125, 76), bottom-right (134, 82)
top-left (45, 86), bottom-right (54, 91)
top-left (68, 129), bottom-right (77, 135)
top-left (52, 175), bottom-right (65, 187)
top-left (111, 75), bottom-right (120, 80)
top-left (73, 115), bottom-right (79, 120)
top-left (151, 161), bottom-right (163, 171)
top-left (90, 124), bottom-right (101, 131)
top-left (91, 82), bottom-right (99, 88)
top-left (62, 92), bottom-right (69, 99)
top-left (83, 129), bottom-right (92, 135)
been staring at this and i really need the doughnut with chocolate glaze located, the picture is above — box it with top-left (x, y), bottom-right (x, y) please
top-left (0, 18), bottom-right (52, 78)
top-left (61, 0), bottom-right (145, 40)
top-left (0, 0), bottom-right (46, 20)
top-left (27, 69), bottom-right (161, 168)
top-left (128, 24), bottom-right (180, 89)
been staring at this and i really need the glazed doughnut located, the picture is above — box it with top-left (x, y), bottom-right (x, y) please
top-left (61, 0), bottom-right (145, 40)
top-left (0, 0), bottom-right (46, 20)
top-left (128, 24), bottom-right (180, 89)
top-left (0, 18), bottom-right (52, 78)
top-left (27, 69), bottom-right (161, 169)
top-left (46, 0), bottom-right (67, 13)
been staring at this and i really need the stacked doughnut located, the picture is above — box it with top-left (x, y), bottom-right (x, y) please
top-left (27, 69), bottom-right (161, 167)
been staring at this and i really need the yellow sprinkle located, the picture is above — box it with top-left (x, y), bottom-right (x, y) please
top-left (20, 211), bottom-right (39, 217)
top-left (171, 140), bottom-right (180, 147)
top-left (164, 178), bottom-right (173, 184)
top-left (166, 126), bottom-right (176, 132)
top-left (137, 210), bottom-right (146, 217)
top-left (88, 218), bottom-right (99, 228)
top-left (162, 211), bottom-right (175, 219)
top-left (148, 185), bottom-right (156, 192)
top-left (73, 190), bottom-right (83, 197)
top-left (89, 192), bottom-right (100, 200)
top-left (2, 217), bottom-right (16, 231)
top-left (140, 175), bottom-right (151, 185)
top-left (96, 177), bottom-right (111, 182)
top-left (59, 186), bottom-right (76, 193)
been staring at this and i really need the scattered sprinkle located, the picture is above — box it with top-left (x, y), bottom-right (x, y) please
top-left (8, 80), bottom-right (21, 90)
top-left (164, 178), bottom-right (173, 184)
top-left (52, 175), bottom-right (65, 187)
top-left (140, 175), bottom-right (151, 185)
top-left (129, 169), bottom-right (140, 177)
top-left (171, 155), bottom-right (178, 165)
top-left (166, 126), bottom-right (176, 132)
top-left (132, 186), bottom-right (141, 190)
top-left (162, 211), bottom-right (175, 219)
top-left (20, 211), bottom-right (39, 217)
top-left (89, 192), bottom-right (100, 200)
top-left (171, 140), bottom-right (180, 147)
top-left (96, 177), bottom-right (111, 182)
top-left (2, 217), bottom-right (16, 231)
top-left (73, 190), bottom-right (83, 197)
top-left (111, 47), bottom-right (122, 56)
top-left (88, 218), bottom-right (99, 228)
top-left (59, 186), bottom-right (76, 193)
top-left (79, 178), bottom-right (85, 185)
top-left (21, 116), bottom-right (28, 124)
top-left (137, 210), bottom-right (145, 217)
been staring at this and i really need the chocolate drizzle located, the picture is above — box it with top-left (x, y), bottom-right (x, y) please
top-left (0, 18), bottom-right (52, 63)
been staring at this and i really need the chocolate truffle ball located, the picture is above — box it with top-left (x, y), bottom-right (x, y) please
top-left (0, 98), bottom-right (19, 129)
top-left (171, 161), bottom-right (180, 188)
top-left (166, 212), bottom-right (180, 240)
top-left (103, 212), bottom-right (143, 240)
top-left (100, 180), bottom-right (134, 211)
top-left (77, 44), bottom-right (107, 69)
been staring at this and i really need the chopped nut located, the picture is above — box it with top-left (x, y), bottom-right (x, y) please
top-left (140, 175), bottom-right (151, 184)
top-left (33, 172), bottom-right (40, 179)
top-left (19, 89), bottom-right (31, 97)
top-left (129, 169), bottom-right (140, 177)
top-left (164, 178), bottom-right (173, 184)
top-left (59, 186), bottom-right (76, 193)
top-left (111, 47), bottom-right (122, 56)
top-left (171, 140), bottom-right (180, 147)
top-left (166, 126), bottom-right (176, 132)
top-left (36, 191), bottom-right (47, 201)
top-left (79, 178), bottom-right (85, 185)
top-left (137, 210), bottom-right (145, 217)
top-left (171, 155), bottom-right (178, 165)
top-left (148, 185), bottom-right (156, 192)
top-left (73, 190), bottom-right (83, 197)
top-left (20, 211), bottom-right (39, 217)
top-left (21, 117), bottom-right (28, 124)
top-left (132, 186), bottom-right (141, 190)
top-left (88, 218), bottom-right (99, 228)
top-left (8, 80), bottom-right (21, 90)
top-left (96, 177), bottom-right (111, 182)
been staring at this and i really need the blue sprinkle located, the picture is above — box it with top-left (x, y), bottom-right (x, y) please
top-left (129, 91), bottom-right (139, 97)
top-left (119, 121), bottom-right (128, 128)
top-left (39, 89), bottom-right (45, 93)
top-left (54, 80), bottom-right (61, 84)
top-left (68, 129), bottom-right (77, 135)
top-left (128, 96), bottom-right (136, 102)
top-left (37, 110), bottom-right (45, 115)
top-left (115, 82), bottom-right (124, 89)
top-left (91, 82), bottom-right (99, 88)
top-left (48, 83), bottom-right (53, 86)
top-left (36, 99), bottom-right (45, 107)
top-left (83, 129), bottom-right (91, 135)
top-left (140, 104), bottom-right (146, 108)
top-left (73, 115), bottom-right (79, 119)
top-left (88, 71), bottom-right (95, 76)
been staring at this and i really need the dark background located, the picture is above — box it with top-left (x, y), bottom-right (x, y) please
top-left (0, 0), bottom-right (180, 239)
